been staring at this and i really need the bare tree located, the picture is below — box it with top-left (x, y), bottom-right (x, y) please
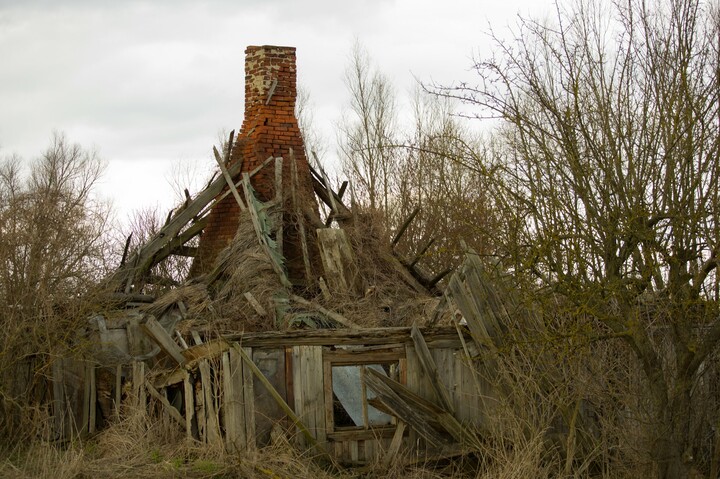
top-left (0, 132), bottom-right (111, 440)
top-left (392, 89), bottom-right (498, 274)
top-left (435, 0), bottom-right (720, 476)
top-left (338, 42), bottom-right (401, 227)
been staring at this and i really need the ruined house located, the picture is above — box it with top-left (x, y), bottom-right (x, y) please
top-left (51, 45), bottom-right (503, 467)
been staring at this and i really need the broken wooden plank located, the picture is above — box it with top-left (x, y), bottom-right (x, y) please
top-left (410, 324), bottom-right (455, 414)
top-left (132, 360), bottom-right (146, 409)
top-left (241, 346), bottom-right (256, 450)
top-left (274, 157), bottom-right (284, 257)
top-left (183, 370), bottom-right (195, 441)
top-left (244, 292), bottom-right (268, 318)
top-left (175, 331), bottom-right (189, 350)
top-left (317, 228), bottom-right (362, 296)
top-left (223, 325), bottom-right (466, 348)
top-left (140, 316), bottom-right (187, 366)
top-left (198, 360), bottom-right (221, 444)
top-left (290, 148), bottom-right (313, 284)
top-left (241, 172), bottom-right (292, 288)
top-left (181, 338), bottom-right (230, 364)
top-left (222, 350), bottom-right (246, 452)
top-left (365, 368), bottom-right (482, 450)
top-left (392, 207), bottom-right (420, 246)
top-left (109, 160), bottom-right (243, 292)
top-left (289, 294), bottom-right (360, 329)
top-left (382, 421), bottom-right (407, 468)
top-left (146, 380), bottom-right (185, 427)
top-left (213, 139), bottom-right (247, 212)
top-left (364, 367), bottom-right (449, 447)
top-left (447, 275), bottom-right (496, 352)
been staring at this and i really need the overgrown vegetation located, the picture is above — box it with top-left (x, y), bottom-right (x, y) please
top-left (2, 0), bottom-right (719, 477)
top-left (0, 133), bottom-right (112, 443)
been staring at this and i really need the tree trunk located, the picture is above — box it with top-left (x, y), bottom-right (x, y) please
top-left (652, 376), bottom-right (694, 479)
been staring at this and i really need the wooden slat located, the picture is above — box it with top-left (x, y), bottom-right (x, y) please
top-left (223, 350), bottom-right (247, 452)
top-left (410, 324), bottom-right (455, 414)
top-left (365, 369), bottom-right (481, 450)
top-left (448, 275), bottom-right (494, 351)
top-left (244, 292), bottom-right (268, 318)
top-left (115, 364), bottom-right (122, 420)
top-left (133, 361), bottom-right (146, 409)
top-left (317, 228), bottom-right (362, 296)
top-left (289, 294), bottom-right (360, 329)
top-left (88, 363), bottom-right (96, 434)
top-left (363, 368), bottom-right (448, 447)
top-left (140, 316), bottom-right (186, 366)
top-left (223, 326), bottom-right (465, 348)
top-left (183, 370), bottom-right (195, 441)
top-left (382, 421), bottom-right (407, 468)
top-left (198, 360), bottom-right (221, 444)
top-left (289, 149), bottom-right (313, 285)
top-left (213, 142), bottom-right (246, 212)
top-left (181, 338), bottom-right (230, 363)
top-left (242, 172), bottom-right (292, 288)
top-left (242, 347), bottom-right (256, 450)
top-left (146, 381), bottom-right (185, 427)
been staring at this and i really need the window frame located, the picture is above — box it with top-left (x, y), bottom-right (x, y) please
top-left (322, 346), bottom-right (406, 441)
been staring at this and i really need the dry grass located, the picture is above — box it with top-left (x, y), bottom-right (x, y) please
top-left (0, 409), bottom-right (492, 479)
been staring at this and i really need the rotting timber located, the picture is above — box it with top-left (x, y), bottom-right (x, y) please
top-left (49, 45), bottom-right (501, 467)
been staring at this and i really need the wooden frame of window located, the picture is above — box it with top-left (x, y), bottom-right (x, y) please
top-left (322, 345), bottom-right (406, 441)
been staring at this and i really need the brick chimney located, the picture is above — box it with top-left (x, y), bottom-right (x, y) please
top-left (191, 45), bottom-right (319, 282)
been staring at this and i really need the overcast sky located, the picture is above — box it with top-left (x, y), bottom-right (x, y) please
top-left (0, 0), bottom-right (554, 222)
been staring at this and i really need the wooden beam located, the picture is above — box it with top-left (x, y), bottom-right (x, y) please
top-left (290, 149), bottom-right (314, 285)
top-left (242, 173), bottom-right (292, 288)
top-left (410, 324), bottom-right (455, 414)
top-left (146, 381), bottom-right (185, 427)
top-left (308, 165), bottom-right (352, 219)
top-left (364, 368), bottom-right (449, 447)
top-left (223, 325), bottom-right (467, 348)
top-left (428, 268), bottom-right (453, 289)
top-left (382, 421), bottom-right (406, 468)
top-left (199, 360), bottom-right (221, 444)
top-left (289, 294), bottom-right (360, 329)
top-left (140, 316), bottom-right (187, 366)
top-left (213, 136), bottom-right (247, 212)
top-left (366, 368), bottom-right (481, 450)
top-left (109, 160), bottom-right (243, 291)
top-left (244, 292), bottom-right (268, 318)
top-left (392, 207), bottom-right (420, 246)
top-left (182, 370), bottom-right (195, 441)
top-left (410, 238), bottom-right (436, 268)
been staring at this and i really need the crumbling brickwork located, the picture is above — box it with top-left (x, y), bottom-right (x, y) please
top-left (191, 46), bottom-right (318, 283)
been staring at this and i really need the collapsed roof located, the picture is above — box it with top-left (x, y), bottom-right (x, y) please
top-left (106, 45), bottom-right (449, 336)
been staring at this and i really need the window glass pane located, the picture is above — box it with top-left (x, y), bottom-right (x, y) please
top-left (332, 363), bottom-right (394, 428)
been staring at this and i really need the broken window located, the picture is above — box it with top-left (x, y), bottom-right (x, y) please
top-left (323, 349), bottom-right (405, 436)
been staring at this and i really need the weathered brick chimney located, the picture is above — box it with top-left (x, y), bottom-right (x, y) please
top-left (191, 45), bottom-right (318, 282)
